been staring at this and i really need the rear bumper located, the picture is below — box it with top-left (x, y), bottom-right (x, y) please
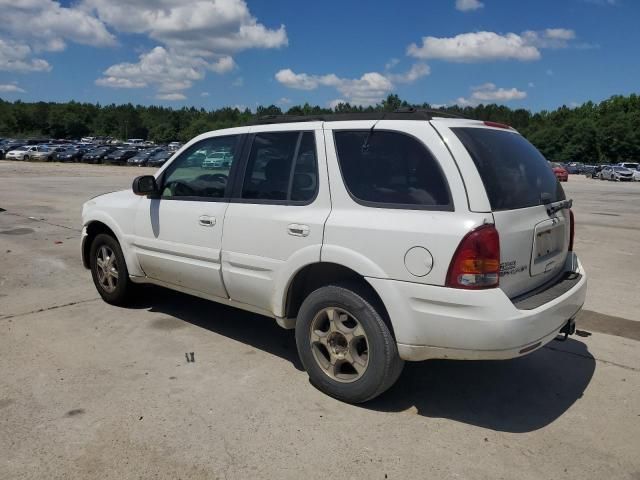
top-left (368, 252), bottom-right (587, 361)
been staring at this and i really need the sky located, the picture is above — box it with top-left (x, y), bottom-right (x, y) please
top-left (0, 0), bottom-right (637, 112)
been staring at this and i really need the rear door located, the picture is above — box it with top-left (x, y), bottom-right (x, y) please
top-left (433, 122), bottom-right (570, 298)
top-left (221, 127), bottom-right (331, 314)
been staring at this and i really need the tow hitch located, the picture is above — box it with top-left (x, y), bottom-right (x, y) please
top-left (556, 318), bottom-right (576, 342)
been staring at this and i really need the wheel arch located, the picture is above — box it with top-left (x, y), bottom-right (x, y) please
top-left (282, 262), bottom-right (397, 339)
top-left (82, 220), bottom-right (118, 269)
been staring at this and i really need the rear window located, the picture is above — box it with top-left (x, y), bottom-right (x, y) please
top-left (452, 127), bottom-right (565, 211)
top-left (333, 130), bottom-right (452, 209)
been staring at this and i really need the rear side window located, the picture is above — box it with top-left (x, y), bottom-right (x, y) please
top-left (333, 130), bottom-right (452, 209)
top-left (452, 128), bottom-right (565, 211)
top-left (241, 131), bottom-right (318, 203)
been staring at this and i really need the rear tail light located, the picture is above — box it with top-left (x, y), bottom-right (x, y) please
top-left (568, 209), bottom-right (575, 251)
top-left (446, 224), bottom-right (500, 289)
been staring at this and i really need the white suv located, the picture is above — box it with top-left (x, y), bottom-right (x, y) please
top-left (81, 111), bottom-right (587, 403)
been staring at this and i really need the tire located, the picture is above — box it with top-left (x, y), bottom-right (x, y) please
top-left (89, 233), bottom-right (134, 306)
top-left (295, 282), bottom-right (404, 403)
top-left (23, 155), bottom-right (29, 161)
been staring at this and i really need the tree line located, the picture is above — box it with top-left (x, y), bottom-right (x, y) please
top-left (1, 93), bottom-right (638, 164)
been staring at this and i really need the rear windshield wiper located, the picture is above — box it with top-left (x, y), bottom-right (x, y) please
top-left (541, 193), bottom-right (572, 216)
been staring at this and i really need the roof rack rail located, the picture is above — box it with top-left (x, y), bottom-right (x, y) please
top-left (247, 108), bottom-right (468, 125)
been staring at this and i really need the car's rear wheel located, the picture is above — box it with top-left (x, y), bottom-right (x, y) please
top-left (295, 282), bottom-right (404, 403)
top-left (23, 155), bottom-right (29, 161)
top-left (89, 233), bottom-right (134, 306)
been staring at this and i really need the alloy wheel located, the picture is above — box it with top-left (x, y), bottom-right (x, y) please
top-left (309, 307), bottom-right (369, 383)
top-left (95, 245), bottom-right (119, 293)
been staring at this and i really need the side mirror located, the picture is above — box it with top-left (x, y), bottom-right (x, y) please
top-left (132, 175), bottom-right (159, 196)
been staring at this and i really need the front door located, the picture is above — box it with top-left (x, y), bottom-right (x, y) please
top-left (133, 134), bottom-right (243, 298)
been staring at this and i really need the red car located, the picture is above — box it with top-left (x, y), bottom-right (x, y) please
top-left (549, 162), bottom-right (569, 182)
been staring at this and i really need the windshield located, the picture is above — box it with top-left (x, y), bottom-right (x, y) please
top-left (453, 127), bottom-right (565, 211)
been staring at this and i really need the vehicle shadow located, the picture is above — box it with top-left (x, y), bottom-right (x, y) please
top-left (128, 284), bottom-right (304, 371)
top-left (127, 285), bottom-right (595, 433)
top-left (365, 339), bottom-right (595, 433)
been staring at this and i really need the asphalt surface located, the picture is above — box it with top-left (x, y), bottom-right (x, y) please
top-left (1, 161), bottom-right (639, 480)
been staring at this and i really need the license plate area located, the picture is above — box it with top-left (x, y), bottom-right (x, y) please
top-left (530, 218), bottom-right (566, 277)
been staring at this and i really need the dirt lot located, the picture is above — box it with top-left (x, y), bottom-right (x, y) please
top-left (1, 161), bottom-right (639, 480)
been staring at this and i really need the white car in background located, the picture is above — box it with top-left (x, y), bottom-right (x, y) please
top-left (601, 165), bottom-right (634, 181)
top-left (617, 162), bottom-right (640, 181)
top-left (81, 112), bottom-right (587, 403)
top-left (5, 145), bottom-right (41, 160)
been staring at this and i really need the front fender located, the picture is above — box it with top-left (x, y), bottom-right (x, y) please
top-left (82, 210), bottom-right (144, 277)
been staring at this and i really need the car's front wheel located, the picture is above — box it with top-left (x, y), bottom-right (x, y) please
top-left (89, 233), bottom-right (134, 306)
top-left (295, 282), bottom-right (404, 403)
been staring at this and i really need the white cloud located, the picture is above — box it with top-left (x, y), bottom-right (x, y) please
top-left (201, 92), bottom-right (210, 97)
top-left (82, 0), bottom-right (287, 53)
top-left (0, 82), bottom-right (25, 93)
top-left (522, 29), bottom-right (576, 49)
top-left (95, 76), bottom-right (146, 88)
top-left (388, 63), bottom-right (430, 83)
top-left (156, 92), bottom-right (186, 101)
top-left (455, 0), bottom-right (484, 12)
top-left (408, 29), bottom-right (577, 62)
top-left (0, 0), bottom-right (116, 72)
top-left (277, 97), bottom-right (292, 104)
top-left (275, 63), bottom-right (429, 106)
top-left (0, 38), bottom-right (51, 72)
top-left (385, 58), bottom-right (400, 70)
top-left (408, 32), bottom-right (540, 62)
top-left (91, 0), bottom-right (286, 98)
top-left (455, 82), bottom-right (527, 106)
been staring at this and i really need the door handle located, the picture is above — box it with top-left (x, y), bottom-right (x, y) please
top-left (199, 216), bottom-right (216, 227)
top-left (287, 224), bottom-right (310, 237)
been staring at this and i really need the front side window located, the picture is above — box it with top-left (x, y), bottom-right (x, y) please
top-left (333, 130), bottom-right (452, 208)
top-left (241, 131), bottom-right (318, 203)
top-left (161, 135), bottom-right (239, 199)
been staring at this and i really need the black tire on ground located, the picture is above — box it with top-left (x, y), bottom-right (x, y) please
top-left (89, 233), bottom-right (134, 306)
top-left (295, 282), bottom-right (404, 404)
top-left (23, 155), bottom-right (28, 161)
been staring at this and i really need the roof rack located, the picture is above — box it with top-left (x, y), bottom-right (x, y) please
top-left (247, 107), bottom-right (467, 125)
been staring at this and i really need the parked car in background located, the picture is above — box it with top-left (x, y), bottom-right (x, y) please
top-left (29, 146), bottom-right (57, 162)
top-left (167, 142), bottom-right (182, 151)
top-left (587, 165), bottom-right (603, 178)
top-left (5, 145), bottom-right (42, 160)
top-left (600, 165), bottom-right (633, 181)
top-left (103, 148), bottom-right (138, 165)
top-left (57, 146), bottom-right (89, 162)
top-left (549, 161), bottom-right (569, 182)
top-left (566, 163), bottom-right (584, 174)
top-left (82, 146), bottom-right (116, 164)
top-left (0, 141), bottom-right (24, 159)
top-left (127, 148), bottom-right (163, 166)
top-left (203, 151), bottom-right (234, 169)
top-left (631, 166), bottom-right (640, 181)
top-left (146, 149), bottom-right (172, 167)
top-left (618, 162), bottom-right (639, 171)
